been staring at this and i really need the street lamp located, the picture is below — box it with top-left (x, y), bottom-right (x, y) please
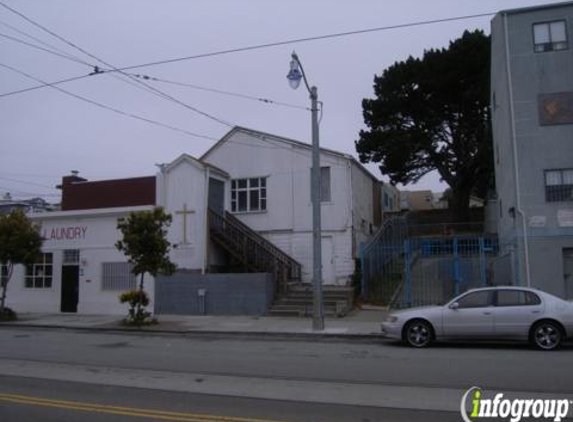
top-left (287, 51), bottom-right (324, 331)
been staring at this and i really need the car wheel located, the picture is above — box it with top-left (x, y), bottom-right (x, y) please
top-left (404, 320), bottom-right (433, 348)
top-left (531, 321), bottom-right (562, 351)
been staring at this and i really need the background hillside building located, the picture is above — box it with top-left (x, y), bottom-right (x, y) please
top-left (491, 1), bottom-right (573, 298)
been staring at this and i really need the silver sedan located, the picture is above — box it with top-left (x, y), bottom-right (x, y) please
top-left (381, 286), bottom-right (573, 350)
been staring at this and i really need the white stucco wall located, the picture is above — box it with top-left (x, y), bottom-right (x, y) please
top-left (159, 158), bottom-right (209, 271)
top-left (6, 207), bottom-right (154, 315)
top-left (202, 128), bottom-right (376, 285)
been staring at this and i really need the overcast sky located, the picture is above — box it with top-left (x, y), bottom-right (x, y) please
top-left (0, 0), bottom-right (562, 202)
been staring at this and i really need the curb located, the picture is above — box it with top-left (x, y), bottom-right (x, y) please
top-left (0, 322), bottom-right (384, 342)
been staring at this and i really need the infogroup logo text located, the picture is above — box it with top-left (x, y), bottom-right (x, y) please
top-left (461, 387), bottom-right (571, 422)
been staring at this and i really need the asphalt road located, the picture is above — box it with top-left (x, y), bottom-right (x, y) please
top-left (0, 327), bottom-right (572, 421)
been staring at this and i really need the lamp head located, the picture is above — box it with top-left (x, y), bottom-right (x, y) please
top-left (286, 55), bottom-right (302, 90)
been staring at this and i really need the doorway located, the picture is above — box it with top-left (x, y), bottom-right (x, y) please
top-left (61, 266), bottom-right (79, 312)
top-left (61, 249), bottom-right (80, 313)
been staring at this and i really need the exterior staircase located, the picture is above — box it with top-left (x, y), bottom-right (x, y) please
top-left (209, 208), bottom-right (354, 317)
top-left (209, 209), bottom-right (301, 292)
top-left (269, 284), bottom-right (354, 317)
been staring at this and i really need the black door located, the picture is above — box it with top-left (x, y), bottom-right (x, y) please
top-left (61, 266), bottom-right (79, 313)
top-left (208, 178), bottom-right (225, 214)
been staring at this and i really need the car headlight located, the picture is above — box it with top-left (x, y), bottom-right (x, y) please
top-left (385, 315), bottom-right (398, 323)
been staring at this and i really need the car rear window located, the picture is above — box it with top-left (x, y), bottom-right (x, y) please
top-left (496, 290), bottom-right (541, 306)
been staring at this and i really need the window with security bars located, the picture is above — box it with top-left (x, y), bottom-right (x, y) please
top-left (533, 21), bottom-right (568, 52)
top-left (102, 262), bottom-right (136, 291)
top-left (545, 169), bottom-right (573, 202)
top-left (63, 249), bottom-right (80, 265)
top-left (25, 253), bottom-right (53, 288)
top-left (231, 177), bottom-right (267, 213)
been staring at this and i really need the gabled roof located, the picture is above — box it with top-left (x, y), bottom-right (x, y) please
top-left (200, 126), bottom-right (380, 183)
top-left (163, 153), bottom-right (229, 178)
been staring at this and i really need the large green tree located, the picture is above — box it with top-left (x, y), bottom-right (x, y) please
top-left (115, 207), bottom-right (176, 323)
top-left (0, 209), bottom-right (43, 316)
top-left (356, 30), bottom-right (493, 221)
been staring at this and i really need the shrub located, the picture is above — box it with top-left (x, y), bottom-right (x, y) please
top-left (119, 290), bottom-right (153, 325)
top-left (0, 307), bottom-right (17, 322)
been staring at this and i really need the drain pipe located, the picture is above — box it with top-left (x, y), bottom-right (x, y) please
top-left (504, 13), bottom-right (532, 287)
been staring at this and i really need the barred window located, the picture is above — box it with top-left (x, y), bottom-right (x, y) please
top-left (231, 177), bottom-right (267, 213)
top-left (25, 253), bottom-right (53, 288)
top-left (545, 169), bottom-right (573, 202)
top-left (533, 21), bottom-right (568, 52)
top-left (63, 249), bottom-right (80, 265)
top-left (102, 262), bottom-right (136, 291)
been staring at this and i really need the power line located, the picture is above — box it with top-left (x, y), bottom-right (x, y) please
top-left (0, 62), bottom-right (218, 141)
top-left (0, 11), bottom-right (495, 98)
top-left (98, 12), bottom-right (497, 72)
top-left (0, 19), bottom-right (92, 66)
top-left (0, 31), bottom-right (89, 66)
top-left (0, 175), bottom-right (57, 190)
top-left (0, 1), bottom-right (233, 128)
top-left (0, 31), bottom-right (309, 111)
top-left (130, 73), bottom-right (310, 111)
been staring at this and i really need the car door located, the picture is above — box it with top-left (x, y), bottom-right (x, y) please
top-left (442, 290), bottom-right (495, 338)
top-left (493, 289), bottom-right (544, 339)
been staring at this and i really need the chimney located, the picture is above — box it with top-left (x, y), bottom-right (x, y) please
top-left (57, 171), bottom-right (87, 211)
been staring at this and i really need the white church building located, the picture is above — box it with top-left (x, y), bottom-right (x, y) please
top-left (6, 127), bottom-right (382, 315)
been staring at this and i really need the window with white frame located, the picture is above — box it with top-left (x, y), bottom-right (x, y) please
top-left (545, 169), bottom-right (573, 202)
top-left (533, 21), bottom-right (568, 52)
top-left (231, 177), bottom-right (267, 213)
top-left (102, 262), bottom-right (136, 291)
top-left (25, 253), bottom-right (53, 288)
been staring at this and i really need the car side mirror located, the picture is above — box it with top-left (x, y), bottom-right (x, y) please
top-left (449, 302), bottom-right (459, 310)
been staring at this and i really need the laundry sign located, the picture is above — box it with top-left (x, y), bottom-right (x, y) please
top-left (42, 226), bottom-right (88, 241)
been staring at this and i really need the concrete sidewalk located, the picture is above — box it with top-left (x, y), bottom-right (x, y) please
top-left (0, 306), bottom-right (388, 339)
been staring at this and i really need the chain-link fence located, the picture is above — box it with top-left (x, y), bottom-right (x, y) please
top-left (360, 218), bottom-right (517, 308)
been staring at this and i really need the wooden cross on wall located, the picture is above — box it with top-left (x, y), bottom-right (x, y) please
top-left (175, 203), bottom-right (195, 245)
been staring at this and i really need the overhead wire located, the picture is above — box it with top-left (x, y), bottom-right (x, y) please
top-left (0, 1), bottom-right (234, 128)
top-left (0, 11), bottom-right (496, 98)
top-left (0, 30), bottom-right (309, 111)
top-left (0, 62), bottom-right (218, 140)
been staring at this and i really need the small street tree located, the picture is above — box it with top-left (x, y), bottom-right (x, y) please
top-left (115, 207), bottom-right (176, 324)
top-left (0, 209), bottom-right (43, 319)
top-left (356, 30), bottom-right (493, 221)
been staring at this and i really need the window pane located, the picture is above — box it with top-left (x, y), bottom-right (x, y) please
top-left (260, 188), bottom-right (266, 199)
top-left (231, 191), bottom-right (236, 200)
top-left (546, 171), bottom-right (562, 186)
top-left (550, 21), bottom-right (567, 42)
top-left (45, 277), bottom-right (52, 288)
top-left (457, 291), bottom-right (491, 308)
top-left (250, 190), bottom-right (259, 211)
top-left (238, 179), bottom-right (247, 189)
top-left (525, 292), bottom-right (541, 305)
top-left (261, 178), bottom-right (266, 188)
top-left (534, 23), bottom-right (550, 44)
top-left (249, 178), bottom-right (259, 188)
top-left (238, 191), bottom-right (247, 211)
top-left (563, 169), bottom-right (573, 184)
top-left (231, 201), bottom-right (237, 212)
top-left (497, 290), bottom-right (521, 306)
top-left (231, 180), bottom-right (236, 189)
top-left (261, 199), bottom-right (266, 210)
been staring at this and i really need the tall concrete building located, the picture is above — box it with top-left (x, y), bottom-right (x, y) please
top-left (491, 2), bottom-right (573, 298)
